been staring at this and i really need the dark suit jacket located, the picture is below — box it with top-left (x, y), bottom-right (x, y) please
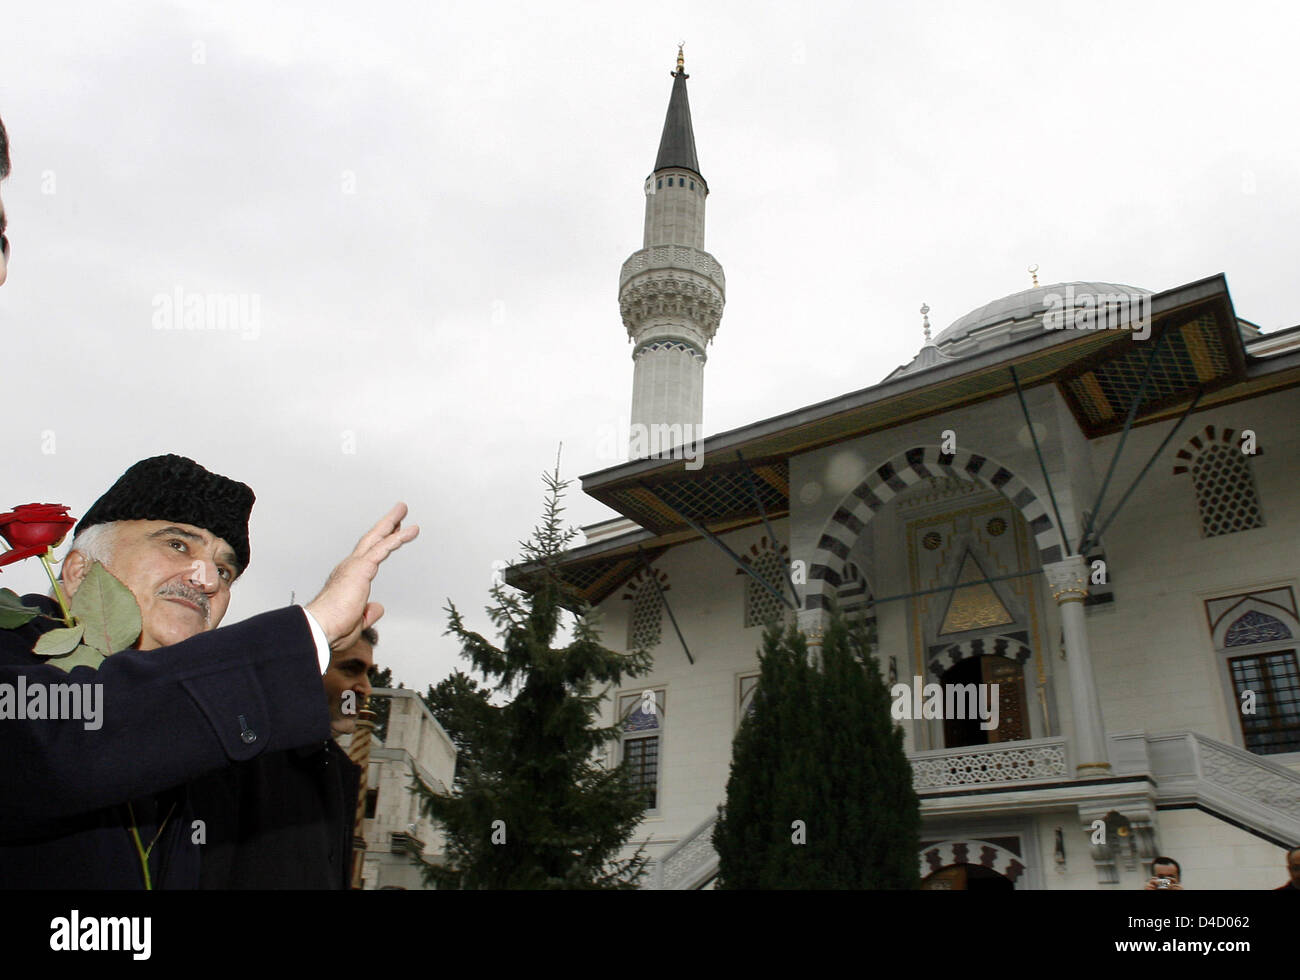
top-left (0, 594), bottom-right (330, 889)
top-left (190, 737), bottom-right (360, 889)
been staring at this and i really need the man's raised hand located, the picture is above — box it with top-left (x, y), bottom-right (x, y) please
top-left (305, 502), bottom-right (420, 650)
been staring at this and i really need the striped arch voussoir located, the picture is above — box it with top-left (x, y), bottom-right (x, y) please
top-left (804, 446), bottom-right (1060, 612)
top-left (927, 632), bottom-right (1032, 678)
top-left (1172, 423), bottom-right (1261, 475)
top-left (920, 839), bottom-right (1025, 886)
top-left (621, 565), bottom-right (669, 601)
top-left (733, 535), bottom-right (791, 575)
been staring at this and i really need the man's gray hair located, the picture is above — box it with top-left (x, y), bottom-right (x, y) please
top-left (59, 522), bottom-right (119, 581)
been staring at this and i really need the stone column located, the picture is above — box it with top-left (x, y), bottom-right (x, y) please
top-left (1043, 555), bottom-right (1110, 776)
top-left (797, 607), bottom-right (828, 666)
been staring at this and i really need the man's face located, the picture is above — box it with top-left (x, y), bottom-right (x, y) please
top-left (1151, 862), bottom-right (1180, 885)
top-left (72, 520), bottom-right (238, 650)
top-left (323, 635), bottom-right (374, 736)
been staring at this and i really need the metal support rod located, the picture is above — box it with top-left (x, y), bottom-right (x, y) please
top-left (636, 546), bottom-right (693, 665)
top-left (866, 566), bottom-right (1043, 606)
top-left (1077, 327), bottom-right (1168, 554)
top-left (1009, 365), bottom-right (1071, 557)
top-left (735, 450), bottom-right (801, 607)
top-left (640, 481), bottom-right (795, 610)
top-left (1089, 386), bottom-right (1204, 547)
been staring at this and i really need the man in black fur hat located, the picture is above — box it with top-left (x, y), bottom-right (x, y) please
top-left (0, 453), bottom-right (418, 888)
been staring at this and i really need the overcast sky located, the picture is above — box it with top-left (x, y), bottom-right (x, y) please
top-left (2, 0), bottom-right (1298, 692)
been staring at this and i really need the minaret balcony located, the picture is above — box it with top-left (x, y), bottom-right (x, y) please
top-left (620, 245), bottom-right (726, 295)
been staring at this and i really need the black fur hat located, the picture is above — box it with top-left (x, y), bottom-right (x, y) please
top-left (76, 454), bottom-right (255, 572)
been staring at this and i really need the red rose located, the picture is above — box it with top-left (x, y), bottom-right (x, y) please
top-left (0, 503), bottom-right (78, 570)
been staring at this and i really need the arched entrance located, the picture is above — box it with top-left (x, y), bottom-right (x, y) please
top-left (920, 863), bottom-right (1015, 890)
top-left (919, 840), bottom-right (1025, 889)
top-left (938, 654), bottom-right (1030, 747)
top-left (803, 446), bottom-right (1063, 618)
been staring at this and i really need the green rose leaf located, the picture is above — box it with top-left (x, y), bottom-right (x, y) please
top-left (33, 623), bottom-right (86, 656)
top-left (0, 588), bottom-right (42, 628)
top-left (46, 642), bottom-right (107, 673)
top-left (71, 561), bottom-right (142, 655)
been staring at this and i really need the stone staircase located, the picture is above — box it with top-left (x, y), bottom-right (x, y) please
top-left (1111, 730), bottom-right (1300, 847)
top-left (651, 812), bottom-right (720, 889)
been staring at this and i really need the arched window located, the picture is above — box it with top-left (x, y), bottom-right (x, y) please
top-left (622, 567), bottom-right (667, 651)
top-left (738, 537), bottom-right (790, 628)
top-left (737, 673), bottom-right (759, 729)
top-left (1191, 445), bottom-right (1263, 537)
top-left (1206, 589), bottom-right (1300, 756)
top-left (618, 689), bottom-right (664, 812)
top-left (1225, 609), bottom-right (1292, 647)
top-left (1173, 425), bottom-right (1264, 537)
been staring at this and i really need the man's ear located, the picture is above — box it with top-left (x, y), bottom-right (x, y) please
top-left (61, 549), bottom-right (91, 598)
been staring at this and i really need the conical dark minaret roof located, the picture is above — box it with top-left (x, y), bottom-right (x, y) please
top-left (654, 59), bottom-right (701, 177)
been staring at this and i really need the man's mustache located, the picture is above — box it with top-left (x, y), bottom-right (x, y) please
top-left (157, 582), bottom-right (211, 621)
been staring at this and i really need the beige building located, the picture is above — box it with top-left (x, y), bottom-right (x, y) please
top-left (342, 687), bottom-right (457, 889)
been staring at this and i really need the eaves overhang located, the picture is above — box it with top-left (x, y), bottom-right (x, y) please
top-left (536, 275), bottom-right (1294, 602)
top-left (583, 275), bottom-right (1262, 536)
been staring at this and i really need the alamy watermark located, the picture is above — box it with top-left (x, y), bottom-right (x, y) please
top-left (152, 285), bottom-right (261, 340)
top-left (50, 910), bottom-right (150, 960)
top-left (1043, 286), bottom-right (1151, 341)
top-left (0, 677), bottom-right (103, 730)
top-left (890, 676), bottom-right (1000, 730)
top-left (594, 418), bottom-right (705, 470)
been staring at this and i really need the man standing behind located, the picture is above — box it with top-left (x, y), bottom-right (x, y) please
top-left (324, 626), bottom-right (376, 738)
top-left (193, 629), bottom-right (379, 888)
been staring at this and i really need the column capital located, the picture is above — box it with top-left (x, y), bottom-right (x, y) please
top-left (1043, 554), bottom-right (1090, 604)
top-left (797, 607), bottom-right (828, 634)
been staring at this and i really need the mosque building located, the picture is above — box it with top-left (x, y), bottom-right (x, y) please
top-left (532, 51), bottom-right (1300, 889)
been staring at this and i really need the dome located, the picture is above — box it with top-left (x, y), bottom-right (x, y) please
top-left (933, 281), bottom-right (1151, 351)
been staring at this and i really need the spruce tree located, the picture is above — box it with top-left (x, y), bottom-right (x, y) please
top-left (421, 670), bottom-right (492, 781)
top-left (713, 611), bottom-right (920, 888)
top-left (413, 466), bottom-right (653, 889)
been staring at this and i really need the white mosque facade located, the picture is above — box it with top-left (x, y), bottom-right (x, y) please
top-left (536, 55), bottom-right (1300, 889)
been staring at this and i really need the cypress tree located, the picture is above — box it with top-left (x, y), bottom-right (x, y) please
top-left (713, 611), bottom-right (920, 888)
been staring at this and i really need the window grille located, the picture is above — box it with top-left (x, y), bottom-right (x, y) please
top-left (627, 585), bottom-right (663, 651)
top-left (1191, 444), bottom-right (1263, 537)
top-left (744, 550), bottom-right (786, 628)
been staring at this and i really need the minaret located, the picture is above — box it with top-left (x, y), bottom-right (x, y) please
top-left (620, 47), bottom-right (726, 450)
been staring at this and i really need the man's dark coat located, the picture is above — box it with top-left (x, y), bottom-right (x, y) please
top-left (0, 594), bottom-right (331, 889)
top-left (189, 735), bottom-right (360, 889)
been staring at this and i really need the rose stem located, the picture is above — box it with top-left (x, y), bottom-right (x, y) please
top-left (39, 548), bottom-right (75, 627)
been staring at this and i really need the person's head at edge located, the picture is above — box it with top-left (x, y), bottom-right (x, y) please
top-left (1149, 856), bottom-right (1181, 888)
top-left (323, 627), bottom-right (376, 737)
top-left (1, 111), bottom-right (11, 286)
top-left (58, 454), bottom-right (254, 650)
top-left (1286, 846), bottom-right (1300, 888)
